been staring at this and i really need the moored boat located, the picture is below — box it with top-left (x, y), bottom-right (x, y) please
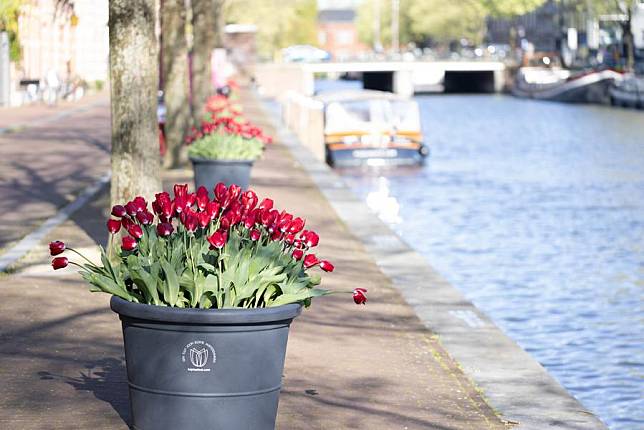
top-left (512, 67), bottom-right (623, 104)
top-left (315, 90), bottom-right (428, 167)
top-left (610, 75), bottom-right (644, 109)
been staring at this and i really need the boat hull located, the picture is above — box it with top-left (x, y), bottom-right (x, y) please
top-left (326, 145), bottom-right (427, 167)
top-left (512, 70), bottom-right (622, 104)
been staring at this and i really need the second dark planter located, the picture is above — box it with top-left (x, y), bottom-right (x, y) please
top-left (190, 157), bottom-right (253, 191)
top-left (110, 297), bottom-right (302, 430)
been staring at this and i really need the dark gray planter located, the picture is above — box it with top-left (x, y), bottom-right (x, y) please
top-left (110, 297), bottom-right (302, 430)
top-left (190, 157), bottom-right (254, 191)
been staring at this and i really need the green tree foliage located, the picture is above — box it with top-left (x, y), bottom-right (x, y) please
top-left (357, 0), bottom-right (548, 47)
top-left (224, 0), bottom-right (318, 58)
top-left (0, 0), bottom-right (22, 61)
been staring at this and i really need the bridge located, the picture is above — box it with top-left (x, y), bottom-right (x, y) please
top-left (254, 60), bottom-right (507, 98)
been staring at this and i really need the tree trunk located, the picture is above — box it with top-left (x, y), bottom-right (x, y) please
top-left (109, 0), bottom-right (161, 205)
top-left (161, 0), bottom-right (190, 168)
top-left (191, 0), bottom-right (222, 127)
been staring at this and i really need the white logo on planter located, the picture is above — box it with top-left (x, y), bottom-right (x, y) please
top-left (181, 340), bottom-right (216, 372)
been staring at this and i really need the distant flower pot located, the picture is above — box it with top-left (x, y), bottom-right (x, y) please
top-left (190, 157), bottom-right (253, 191)
top-left (111, 297), bottom-right (301, 430)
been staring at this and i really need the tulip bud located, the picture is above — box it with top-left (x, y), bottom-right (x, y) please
top-left (111, 205), bottom-right (127, 218)
top-left (51, 256), bottom-right (68, 270)
top-left (125, 201), bottom-right (138, 216)
top-left (287, 217), bottom-right (305, 234)
top-left (122, 236), bottom-right (137, 251)
top-left (319, 260), bottom-right (334, 272)
top-left (303, 254), bottom-right (319, 268)
top-left (353, 288), bottom-right (367, 305)
top-left (156, 222), bottom-right (174, 237)
top-left (206, 201), bottom-right (220, 220)
top-left (49, 240), bottom-right (65, 256)
top-left (107, 219), bottom-right (121, 234)
top-left (250, 229), bottom-right (261, 241)
top-left (127, 225), bottom-right (144, 239)
top-left (292, 249), bottom-right (304, 261)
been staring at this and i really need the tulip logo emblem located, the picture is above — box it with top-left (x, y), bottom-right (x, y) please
top-left (181, 340), bottom-right (216, 372)
top-left (190, 348), bottom-right (208, 368)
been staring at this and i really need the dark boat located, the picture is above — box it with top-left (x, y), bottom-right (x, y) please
top-left (610, 75), bottom-right (644, 109)
top-left (315, 90), bottom-right (428, 168)
top-left (512, 67), bottom-right (623, 104)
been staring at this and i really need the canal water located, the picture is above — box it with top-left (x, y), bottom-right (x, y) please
top-left (317, 80), bottom-right (644, 430)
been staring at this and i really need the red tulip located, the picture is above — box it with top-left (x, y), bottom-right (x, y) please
top-left (287, 217), bottom-right (305, 234)
top-left (353, 288), bottom-right (367, 305)
top-left (156, 222), bottom-right (174, 237)
top-left (258, 198), bottom-right (273, 211)
top-left (136, 211), bottom-right (154, 225)
top-left (227, 184), bottom-right (242, 202)
top-left (207, 230), bottom-right (227, 249)
top-left (183, 212), bottom-right (199, 232)
top-left (320, 260), bottom-right (334, 272)
top-left (250, 229), bottom-right (261, 241)
top-left (122, 236), bottom-right (137, 251)
top-left (271, 230), bottom-right (282, 241)
top-left (132, 196), bottom-right (147, 212)
top-left (214, 182), bottom-right (227, 202)
top-left (174, 196), bottom-right (188, 214)
top-left (277, 211), bottom-right (293, 232)
top-left (196, 186), bottom-right (210, 210)
top-left (111, 205), bottom-right (127, 217)
top-left (241, 190), bottom-right (258, 211)
top-left (127, 225), bottom-right (143, 239)
top-left (284, 233), bottom-right (295, 244)
top-left (51, 256), bottom-right (68, 270)
top-left (49, 240), bottom-right (65, 256)
top-left (206, 201), bottom-right (220, 220)
top-left (292, 249), bottom-right (304, 261)
top-left (153, 192), bottom-right (173, 217)
top-left (198, 211), bottom-right (211, 228)
top-left (303, 254), bottom-right (319, 268)
top-left (304, 231), bottom-right (319, 247)
top-left (125, 201), bottom-right (138, 216)
top-left (173, 183), bottom-right (189, 199)
top-left (107, 219), bottom-right (121, 234)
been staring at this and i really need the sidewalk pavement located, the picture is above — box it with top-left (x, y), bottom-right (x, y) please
top-left (0, 91), bottom-right (510, 429)
top-left (0, 94), bottom-right (111, 256)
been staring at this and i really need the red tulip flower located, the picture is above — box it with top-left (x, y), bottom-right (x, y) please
top-left (304, 231), bottom-right (319, 247)
top-left (319, 260), bottom-right (334, 272)
top-left (292, 249), bottom-right (304, 261)
top-left (207, 230), bottom-right (227, 249)
top-left (183, 212), bottom-right (199, 232)
top-left (353, 288), bottom-right (367, 305)
top-left (196, 186), bottom-right (210, 211)
top-left (250, 229), bottom-right (261, 241)
top-left (136, 211), bottom-right (154, 225)
top-left (51, 256), bottom-right (68, 270)
top-left (174, 183), bottom-right (188, 199)
top-left (127, 225), bottom-right (144, 239)
top-left (287, 217), bottom-right (305, 234)
top-left (156, 222), bottom-right (174, 237)
top-left (241, 190), bottom-right (258, 211)
top-left (198, 211), bottom-right (211, 228)
top-left (206, 201), bottom-right (220, 220)
top-left (107, 219), bottom-right (121, 234)
top-left (122, 236), bottom-right (137, 251)
top-left (132, 196), bottom-right (147, 212)
top-left (49, 240), bottom-right (65, 256)
top-left (111, 205), bottom-right (127, 217)
top-left (214, 182), bottom-right (227, 203)
top-left (258, 198), bottom-right (273, 211)
top-left (303, 254), bottom-right (319, 268)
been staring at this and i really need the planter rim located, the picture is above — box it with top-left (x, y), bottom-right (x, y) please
top-left (110, 296), bottom-right (302, 324)
top-left (189, 157), bottom-right (255, 165)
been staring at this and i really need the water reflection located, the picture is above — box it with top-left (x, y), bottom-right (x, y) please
top-left (338, 94), bottom-right (644, 430)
